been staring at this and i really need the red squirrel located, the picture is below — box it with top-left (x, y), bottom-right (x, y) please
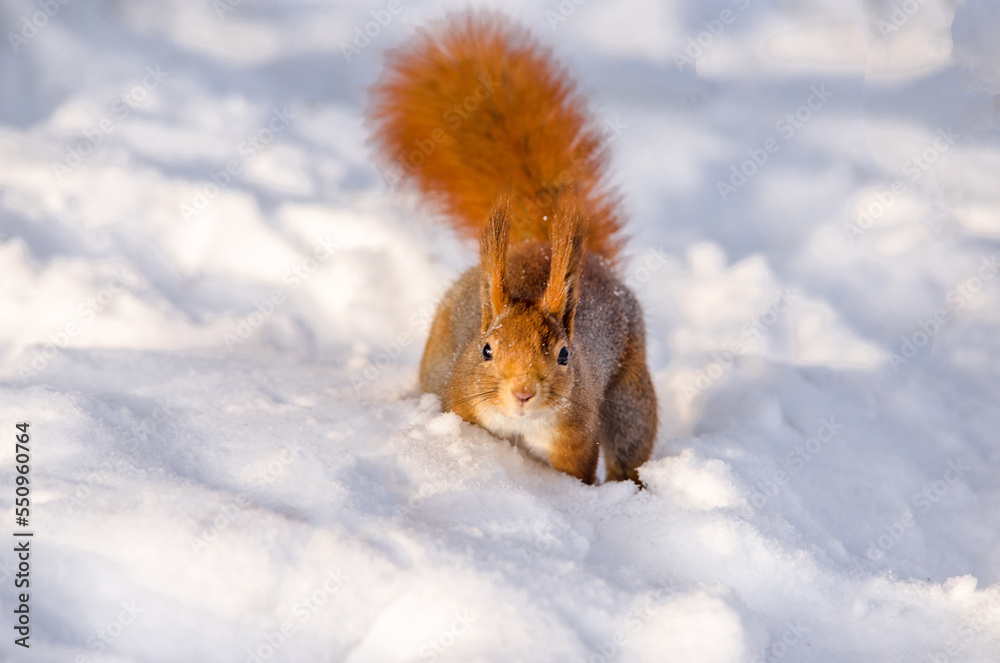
top-left (368, 10), bottom-right (657, 484)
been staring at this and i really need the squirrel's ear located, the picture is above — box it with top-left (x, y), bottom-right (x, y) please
top-left (542, 204), bottom-right (586, 342)
top-left (480, 195), bottom-right (511, 334)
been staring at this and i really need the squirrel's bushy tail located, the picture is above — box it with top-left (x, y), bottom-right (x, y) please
top-left (367, 10), bottom-right (623, 261)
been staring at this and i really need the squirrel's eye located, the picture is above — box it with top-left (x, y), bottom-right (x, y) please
top-left (483, 343), bottom-right (492, 361)
top-left (557, 347), bottom-right (569, 365)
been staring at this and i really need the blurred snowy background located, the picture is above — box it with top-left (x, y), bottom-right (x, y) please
top-left (0, 0), bottom-right (998, 661)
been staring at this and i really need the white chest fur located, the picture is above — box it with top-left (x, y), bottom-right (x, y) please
top-left (476, 407), bottom-right (558, 460)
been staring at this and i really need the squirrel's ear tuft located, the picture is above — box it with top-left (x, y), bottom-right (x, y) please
top-left (542, 201), bottom-right (586, 341)
top-left (480, 193), bottom-right (512, 333)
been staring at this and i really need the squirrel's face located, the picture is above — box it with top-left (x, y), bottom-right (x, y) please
top-left (474, 303), bottom-right (574, 420)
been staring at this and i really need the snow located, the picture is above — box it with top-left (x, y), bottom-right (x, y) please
top-left (1, 0), bottom-right (999, 661)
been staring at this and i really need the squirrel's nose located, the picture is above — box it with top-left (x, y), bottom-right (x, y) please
top-left (512, 387), bottom-right (536, 404)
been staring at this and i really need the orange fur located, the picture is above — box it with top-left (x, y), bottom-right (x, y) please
top-left (541, 199), bottom-right (586, 340)
top-left (480, 195), bottom-right (512, 333)
top-left (367, 10), bottom-right (624, 261)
